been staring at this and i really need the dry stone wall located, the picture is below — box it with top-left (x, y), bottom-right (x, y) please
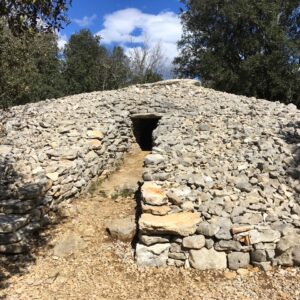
top-left (0, 91), bottom-right (136, 253)
top-left (0, 79), bottom-right (299, 271)
top-left (0, 80), bottom-right (183, 254)
top-left (136, 81), bottom-right (300, 270)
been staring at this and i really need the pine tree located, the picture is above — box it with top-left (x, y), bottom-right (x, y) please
top-left (175, 0), bottom-right (300, 106)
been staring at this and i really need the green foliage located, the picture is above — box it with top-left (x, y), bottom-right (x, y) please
top-left (63, 30), bottom-right (131, 94)
top-left (0, 26), bottom-right (63, 108)
top-left (143, 70), bottom-right (163, 84)
top-left (175, 0), bottom-right (300, 106)
top-left (63, 29), bottom-right (104, 94)
top-left (108, 46), bottom-right (130, 89)
top-left (131, 70), bottom-right (163, 85)
top-left (0, 26), bottom-right (164, 109)
top-left (0, 0), bottom-right (72, 35)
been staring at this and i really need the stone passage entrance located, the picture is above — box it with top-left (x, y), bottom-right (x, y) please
top-left (131, 114), bottom-right (161, 151)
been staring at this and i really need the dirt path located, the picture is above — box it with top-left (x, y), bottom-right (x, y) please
top-left (94, 145), bottom-right (149, 198)
top-left (1, 147), bottom-right (300, 300)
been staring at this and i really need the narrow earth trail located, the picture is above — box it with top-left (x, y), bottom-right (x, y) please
top-left (0, 147), bottom-right (300, 300)
top-left (94, 145), bottom-right (149, 198)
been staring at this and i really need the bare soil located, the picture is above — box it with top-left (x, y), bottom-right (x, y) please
top-left (0, 147), bottom-right (300, 300)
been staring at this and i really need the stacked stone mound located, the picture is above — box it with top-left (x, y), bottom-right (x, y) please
top-left (0, 80), bottom-right (299, 271)
top-left (136, 81), bottom-right (300, 270)
top-left (0, 80), bottom-right (194, 254)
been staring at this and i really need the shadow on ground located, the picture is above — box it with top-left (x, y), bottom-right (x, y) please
top-left (0, 153), bottom-right (65, 291)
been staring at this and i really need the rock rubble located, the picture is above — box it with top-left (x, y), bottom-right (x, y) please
top-left (1, 79), bottom-right (300, 271)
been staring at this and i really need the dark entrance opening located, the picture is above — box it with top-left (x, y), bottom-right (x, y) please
top-left (131, 114), bottom-right (161, 151)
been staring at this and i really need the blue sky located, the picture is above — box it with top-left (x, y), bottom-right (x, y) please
top-left (58, 0), bottom-right (184, 67)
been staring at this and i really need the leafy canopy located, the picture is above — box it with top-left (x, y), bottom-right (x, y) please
top-left (175, 0), bottom-right (300, 106)
top-left (0, 0), bottom-right (72, 35)
top-left (63, 29), bottom-right (131, 94)
top-left (0, 28), bottom-right (63, 108)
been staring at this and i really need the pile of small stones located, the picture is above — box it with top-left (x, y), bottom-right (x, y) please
top-left (0, 79), bottom-right (299, 272)
top-left (0, 80), bottom-right (192, 254)
top-left (135, 81), bottom-right (300, 270)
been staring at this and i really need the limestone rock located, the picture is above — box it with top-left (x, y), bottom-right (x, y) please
top-left (87, 139), bottom-right (102, 150)
top-left (144, 154), bottom-right (164, 165)
top-left (214, 240), bottom-right (242, 251)
top-left (139, 235), bottom-right (170, 246)
top-left (86, 130), bottom-right (103, 140)
top-left (0, 145), bottom-right (12, 156)
top-left (228, 252), bottom-right (250, 270)
top-left (251, 250), bottom-right (267, 262)
top-left (189, 248), bottom-right (227, 270)
top-left (142, 204), bottom-right (171, 216)
top-left (136, 243), bottom-right (170, 267)
top-left (46, 172), bottom-right (59, 181)
top-left (0, 232), bottom-right (22, 245)
top-left (166, 190), bottom-right (184, 205)
top-left (248, 229), bottom-right (281, 244)
top-left (197, 222), bottom-right (220, 237)
top-left (141, 182), bottom-right (168, 206)
top-left (276, 234), bottom-right (300, 253)
top-left (106, 216), bottom-right (136, 242)
top-left (0, 241), bottom-right (29, 254)
top-left (139, 212), bottom-right (201, 236)
top-left (182, 235), bottom-right (205, 249)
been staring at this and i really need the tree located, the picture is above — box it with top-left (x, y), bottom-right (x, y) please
top-left (30, 32), bottom-right (65, 100)
top-left (63, 29), bottom-right (109, 95)
top-left (175, 0), bottom-right (300, 106)
top-left (128, 39), bottom-right (164, 84)
top-left (107, 46), bottom-right (130, 89)
top-left (0, 26), bottom-right (63, 108)
top-left (0, 0), bottom-right (72, 35)
top-left (63, 30), bottom-right (131, 94)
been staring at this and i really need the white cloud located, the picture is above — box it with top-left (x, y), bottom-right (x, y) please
top-left (96, 8), bottom-right (182, 67)
top-left (57, 33), bottom-right (68, 50)
top-left (73, 14), bottom-right (97, 27)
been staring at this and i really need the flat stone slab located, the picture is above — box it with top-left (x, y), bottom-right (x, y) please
top-left (142, 204), bottom-right (171, 215)
top-left (139, 212), bottom-right (201, 236)
top-left (249, 229), bottom-right (281, 244)
top-left (141, 182), bottom-right (168, 206)
top-left (0, 215), bottom-right (28, 233)
top-left (144, 154), bottom-right (164, 165)
top-left (189, 248), bottom-right (227, 270)
top-left (183, 235), bottom-right (205, 249)
top-left (86, 130), bottom-right (104, 139)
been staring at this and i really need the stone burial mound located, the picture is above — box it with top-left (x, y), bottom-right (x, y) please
top-left (0, 79), bottom-right (299, 271)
